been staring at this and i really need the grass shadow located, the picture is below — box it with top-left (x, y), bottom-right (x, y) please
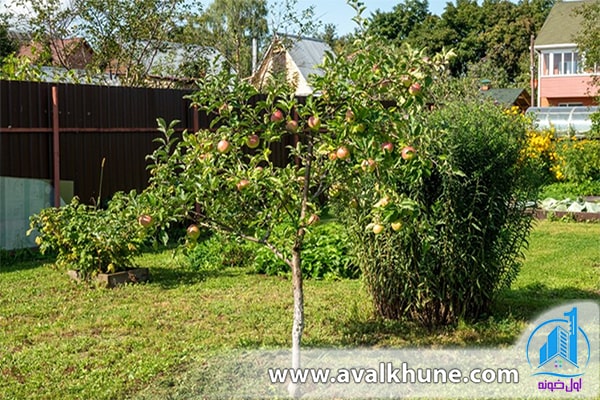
top-left (332, 283), bottom-right (600, 349)
top-left (148, 265), bottom-right (242, 289)
top-left (0, 249), bottom-right (54, 274)
top-left (492, 283), bottom-right (600, 320)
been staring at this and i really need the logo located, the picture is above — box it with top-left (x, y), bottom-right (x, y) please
top-left (525, 307), bottom-right (591, 393)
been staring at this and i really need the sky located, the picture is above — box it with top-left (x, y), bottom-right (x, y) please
top-left (1, 0), bottom-right (468, 37)
top-left (292, 0), bottom-right (450, 36)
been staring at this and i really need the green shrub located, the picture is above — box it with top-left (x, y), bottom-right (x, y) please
top-left (556, 137), bottom-right (600, 183)
top-left (187, 233), bottom-right (254, 271)
top-left (185, 221), bottom-right (358, 280)
top-left (27, 192), bottom-right (153, 280)
top-left (251, 221), bottom-right (359, 280)
top-left (540, 181), bottom-right (600, 199)
top-left (335, 100), bottom-right (543, 326)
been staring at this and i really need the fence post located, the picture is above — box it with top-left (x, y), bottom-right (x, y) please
top-left (193, 105), bottom-right (199, 133)
top-left (51, 86), bottom-right (61, 207)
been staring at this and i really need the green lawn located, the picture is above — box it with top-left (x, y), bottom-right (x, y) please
top-left (0, 220), bottom-right (599, 399)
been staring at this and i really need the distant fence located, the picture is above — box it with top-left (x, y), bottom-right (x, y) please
top-left (0, 80), bottom-right (301, 207)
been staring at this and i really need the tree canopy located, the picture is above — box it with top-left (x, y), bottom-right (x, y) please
top-left (365, 0), bottom-right (555, 87)
top-left (574, 0), bottom-right (600, 75)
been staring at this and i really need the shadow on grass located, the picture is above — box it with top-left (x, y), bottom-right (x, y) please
top-left (149, 265), bottom-right (242, 289)
top-left (493, 283), bottom-right (600, 320)
top-left (332, 283), bottom-right (600, 348)
top-left (0, 249), bottom-right (54, 274)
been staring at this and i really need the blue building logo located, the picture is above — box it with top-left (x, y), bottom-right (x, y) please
top-left (526, 307), bottom-right (591, 378)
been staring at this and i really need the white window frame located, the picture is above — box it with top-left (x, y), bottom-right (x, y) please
top-left (539, 49), bottom-right (598, 76)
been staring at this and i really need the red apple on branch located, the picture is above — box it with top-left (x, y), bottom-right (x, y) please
top-left (345, 109), bottom-right (355, 123)
top-left (308, 115), bottom-right (321, 131)
top-left (336, 146), bottom-right (350, 160)
top-left (409, 82), bottom-right (422, 96)
top-left (217, 139), bottom-right (230, 153)
top-left (361, 158), bottom-right (377, 172)
top-left (236, 179), bottom-right (250, 191)
top-left (270, 109), bottom-right (284, 123)
top-left (401, 146), bottom-right (416, 160)
top-left (307, 214), bottom-right (320, 226)
top-left (246, 134), bottom-right (260, 149)
top-left (381, 142), bottom-right (394, 153)
top-left (138, 214), bottom-right (153, 227)
top-left (286, 120), bottom-right (298, 133)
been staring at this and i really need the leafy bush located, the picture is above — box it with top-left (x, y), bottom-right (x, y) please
top-left (555, 137), bottom-right (600, 183)
top-left (251, 221), bottom-right (359, 280)
top-left (186, 221), bottom-right (358, 280)
top-left (330, 99), bottom-right (543, 326)
top-left (28, 192), bottom-right (153, 280)
top-left (540, 181), bottom-right (600, 199)
top-left (187, 233), bottom-right (254, 271)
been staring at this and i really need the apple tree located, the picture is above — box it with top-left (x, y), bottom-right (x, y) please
top-left (146, 69), bottom-right (338, 395)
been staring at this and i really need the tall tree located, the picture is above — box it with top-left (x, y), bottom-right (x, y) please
top-left (0, 13), bottom-right (16, 60)
top-left (74, 0), bottom-right (197, 86)
top-left (183, 0), bottom-right (268, 77)
top-left (367, 0), bottom-right (555, 86)
top-left (368, 0), bottom-right (431, 43)
top-left (574, 0), bottom-right (600, 75)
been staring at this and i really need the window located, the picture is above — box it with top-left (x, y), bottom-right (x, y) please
top-left (558, 102), bottom-right (583, 107)
top-left (541, 51), bottom-right (596, 76)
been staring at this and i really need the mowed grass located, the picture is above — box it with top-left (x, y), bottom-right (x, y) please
top-left (0, 220), bottom-right (598, 399)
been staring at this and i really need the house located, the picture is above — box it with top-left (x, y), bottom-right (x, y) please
top-left (534, 0), bottom-right (599, 107)
top-left (18, 37), bottom-right (95, 70)
top-left (14, 35), bottom-right (223, 87)
top-left (139, 42), bottom-right (225, 87)
top-left (480, 82), bottom-right (531, 112)
top-left (250, 35), bottom-right (332, 96)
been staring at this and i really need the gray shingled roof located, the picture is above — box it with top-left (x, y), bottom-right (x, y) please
top-left (287, 36), bottom-right (331, 79)
top-left (535, 0), bottom-right (594, 47)
top-left (481, 88), bottom-right (529, 105)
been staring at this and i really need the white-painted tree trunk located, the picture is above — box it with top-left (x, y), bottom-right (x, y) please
top-left (288, 133), bottom-right (312, 398)
top-left (288, 246), bottom-right (304, 398)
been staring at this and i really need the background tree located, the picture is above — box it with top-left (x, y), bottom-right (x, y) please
top-left (573, 0), bottom-right (600, 133)
top-left (0, 13), bottom-right (16, 60)
top-left (367, 0), bottom-right (555, 87)
top-left (368, 0), bottom-right (430, 43)
top-left (183, 0), bottom-right (267, 77)
top-left (10, 0), bottom-right (199, 86)
top-left (574, 0), bottom-right (600, 77)
top-left (74, 0), bottom-right (197, 86)
top-left (11, 0), bottom-right (78, 68)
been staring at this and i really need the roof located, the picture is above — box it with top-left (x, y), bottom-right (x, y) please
top-left (535, 0), bottom-right (595, 47)
top-left (286, 36), bottom-right (331, 79)
top-left (481, 88), bottom-right (530, 105)
top-left (250, 35), bottom-right (332, 94)
top-left (18, 38), bottom-right (94, 69)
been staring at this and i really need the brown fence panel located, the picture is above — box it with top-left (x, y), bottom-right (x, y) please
top-left (0, 80), bottom-right (198, 204)
top-left (1, 80), bottom-right (296, 205)
top-left (0, 80), bottom-right (53, 180)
